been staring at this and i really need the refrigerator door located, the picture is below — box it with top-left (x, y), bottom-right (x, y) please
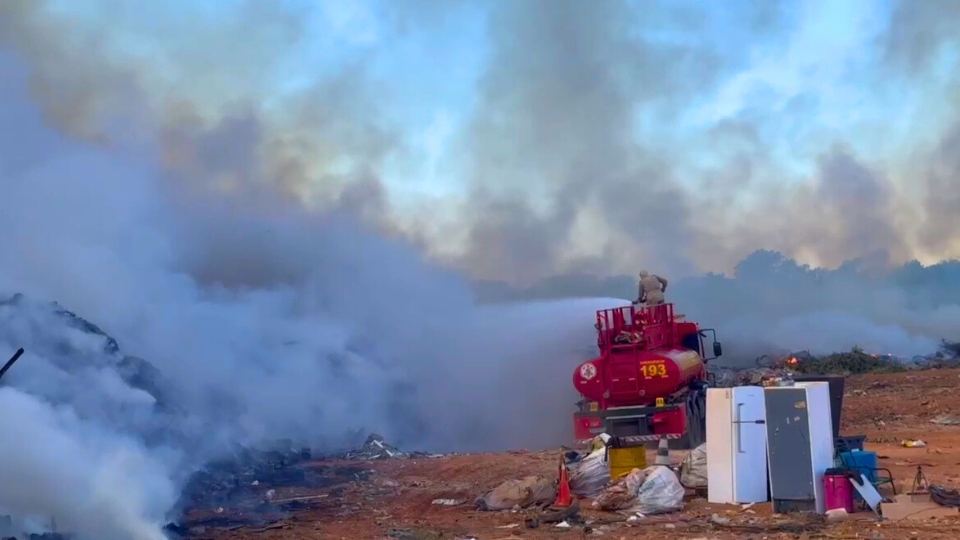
top-left (731, 387), bottom-right (769, 503)
top-left (706, 388), bottom-right (734, 503)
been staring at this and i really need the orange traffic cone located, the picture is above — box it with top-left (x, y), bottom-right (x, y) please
top-left (553, 455), bottom-right (573, 508)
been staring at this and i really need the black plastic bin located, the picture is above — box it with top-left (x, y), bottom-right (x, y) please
top-left (792, 375), bottom-right (845, 440)
top-left (835, 435), bottom-right (866, 452)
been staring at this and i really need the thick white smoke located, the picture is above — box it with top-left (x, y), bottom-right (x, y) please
top-left (0, 56), bottom-right (619, 540)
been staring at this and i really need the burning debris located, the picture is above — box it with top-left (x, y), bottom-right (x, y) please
top-left (177, 446), bottom-right (369, 510)
top-left (711, 343), bottom-right (960, 386)
top-left (168, 444), bottom-right (373, 535)
top-left (341, 433), bottom-right (410, 460)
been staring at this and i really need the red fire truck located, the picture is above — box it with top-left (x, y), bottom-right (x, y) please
top-left (572, 303), bottom-right (721, 449)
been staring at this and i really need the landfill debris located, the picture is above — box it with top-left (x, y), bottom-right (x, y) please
top-left (343, 433), bottom-right (409, 460)
top-left (901, 439), bottom-right (927, 448)
top-left (567, 445), bottom-right (610, 498)
top-left (387, 528), bottom-right (442, 540)
top-left (170, 443), bottom-right (370, 530)
top-left (825, 507), bottom-right (850, 521)
top-left (709, 345), bottom-right (960, 387)
top-left (710, 513), bottom-right (731, 525)
top-left (595, 466), bottom-right (684, 516)
top-left (930, 484), bottom-right (960, 507)
top-left (711, 365), bottom-right (793, 387)
top-left (554, 521), bottom-right (571, 528)
top-left (931, 414), bottom-right (960, 426)
top-left (431, 499), bottom-right (465, 506)
top-left (475, 476), bottom-right (556, 511)
top-left (338, 433), bottom-right (441, 461)
top-left (678, 443), bottom-right (707, 489)
top-left (523, 500), bottom-right (583, 530)
top-left (538, 499), bottom-right (581, 524)
top-left (594, 469), bottom-right (647, 511)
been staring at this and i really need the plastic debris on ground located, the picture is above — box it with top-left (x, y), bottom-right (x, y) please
top-left (678, 443), bottom-right (707, 489)
top-left (343, 433), bottom-right (409, 460)
top-left (431, 499), bottom-right (465, 506)
top-left (931, 414), bottom-right (960, 426)
top-left (633, 468), bottom-right (683, 515)
top-left (339, 433), bottom-right (443, 461)
top-left (567, 442), bottom-right (611, 498)
top-left (901, 439), bottom-right (927, 448)
top-left (593, 466), bottom-right (684, 516)
top-left (594, 469), bottom-right (647, 511)
top-left (474, 476), bottom-right (557, 511)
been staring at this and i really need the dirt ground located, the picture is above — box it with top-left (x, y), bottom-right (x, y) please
top-left (206, 367), bottom-right (960, 539)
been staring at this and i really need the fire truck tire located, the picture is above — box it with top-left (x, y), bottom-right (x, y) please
top-left (673, 389), bottom-right (706, 450)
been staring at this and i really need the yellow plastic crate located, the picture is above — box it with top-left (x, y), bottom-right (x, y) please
top-left (608, 446), bottom-right (646, 479)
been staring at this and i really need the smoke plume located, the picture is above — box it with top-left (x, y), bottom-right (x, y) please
top-left (1, 1), bottom-right (960, 539)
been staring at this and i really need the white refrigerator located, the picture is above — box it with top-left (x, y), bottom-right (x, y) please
top-left (706, 387), bottom-right (770, 504)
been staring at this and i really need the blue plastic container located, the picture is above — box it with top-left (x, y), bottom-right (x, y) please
top-left (839, 450), bottom-right (878, 483)
top-left (839, 450), bottom-right (878, 501)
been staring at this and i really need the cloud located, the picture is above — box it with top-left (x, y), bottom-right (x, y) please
top-left (4, 0), bottom-right (960, 280)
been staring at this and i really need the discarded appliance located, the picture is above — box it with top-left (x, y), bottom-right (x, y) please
top-left (705, 386), bottom-right (769, 504)
top-left (572, 303), bottom-right (722, 451)
top-left (764, 381), bottom-right (835, 514)
top-left (791, 376), bottom-right (843, 435)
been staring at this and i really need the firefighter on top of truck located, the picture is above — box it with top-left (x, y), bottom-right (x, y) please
top-left (636, 270), bottom-right (668, 306)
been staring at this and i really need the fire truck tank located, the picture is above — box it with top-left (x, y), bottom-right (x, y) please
top-left (573, 347), bottom-right (706, 407)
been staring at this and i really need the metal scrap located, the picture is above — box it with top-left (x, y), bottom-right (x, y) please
top-left (344, 433), bottom-right (409, 460)
top-left (340, 433), bottom-right (439, 461)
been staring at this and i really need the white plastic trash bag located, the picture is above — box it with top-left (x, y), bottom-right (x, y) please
top-left (568, 447), bottom-right (610, 498)
top-left (632, 466), bottom-right (685, 515)
top-left (679, 443), bottom-right (707, 489)
top-left (593, 468), bottom-right (647, 511)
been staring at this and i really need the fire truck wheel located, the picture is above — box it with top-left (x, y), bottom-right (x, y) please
top-left (674, 390), bottom-right (706, 450)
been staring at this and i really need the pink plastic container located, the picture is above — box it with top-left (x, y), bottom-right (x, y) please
top-left (823, 470), bottom-right (855, 513)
